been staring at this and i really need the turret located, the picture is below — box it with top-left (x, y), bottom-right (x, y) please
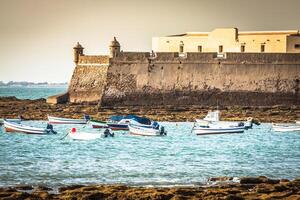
top-left (73, 42), bottom-right (84, 64)
top-left (109, 37), bottom-right (121, 58)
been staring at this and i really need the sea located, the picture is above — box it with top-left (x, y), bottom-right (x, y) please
top-left (0, 86), bottom-right (299, 187)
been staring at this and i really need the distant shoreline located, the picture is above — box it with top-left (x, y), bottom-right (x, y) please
top-left (0, 96), bottom-right (299, 123)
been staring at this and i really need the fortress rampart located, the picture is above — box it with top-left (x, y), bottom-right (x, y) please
top-left (64, 51), bottom-right (300, 106)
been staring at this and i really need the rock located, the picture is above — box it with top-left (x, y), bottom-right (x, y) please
top-left (34, 185), bottom-right (52, 191)
top-left (14, 184), bottom-right (33, 190)
top-left (226, 194), bottom-right (244, 200)
top-left (208, 177), bottom-right (234, 182)
top-left (58, 185), bottom-right (86, 193)
top-left (240, 176), bottom-right (279, 185)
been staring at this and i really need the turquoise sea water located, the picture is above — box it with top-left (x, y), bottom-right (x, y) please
top-left (0, 121), bottom-right (299, 187)
top-left (0, 87), bottom-right (299, 187)
top-left (0, 86), bottom-right (67, 100)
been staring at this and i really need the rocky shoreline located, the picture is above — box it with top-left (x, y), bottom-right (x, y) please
top-left (0, 96), bottom-right (299, 123)
top-left (0, 177), bottom-right (299, 199)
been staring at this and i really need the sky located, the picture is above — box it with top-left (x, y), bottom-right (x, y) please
top-left (0, 0), bottom-right (299, 83)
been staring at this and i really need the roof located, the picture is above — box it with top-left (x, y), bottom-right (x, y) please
top-left (165, 29), bottom-right (300, 37)
top-left (73, 42), bottom-right (84, 49)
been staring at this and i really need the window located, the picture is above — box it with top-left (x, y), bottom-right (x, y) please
top-left (219, 45), bottom-right (223, 53)
top-left (179, 42), bottom-right (184, 53)
top-left (241, 45), bottom-right (245, 52)
top-left (198, 45), bottom-right (202, 52)
top-left (261, 44), bottom-right (265, 52)
top-left (295, 44), bottom-right (300, 49)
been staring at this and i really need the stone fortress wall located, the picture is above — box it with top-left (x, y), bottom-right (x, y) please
top-left (65, 50), bottom-right (300, 106)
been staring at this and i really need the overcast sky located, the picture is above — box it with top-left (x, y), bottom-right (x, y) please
top-left (0, 0), bottom-right (299, 83)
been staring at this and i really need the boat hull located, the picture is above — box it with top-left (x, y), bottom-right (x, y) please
top-left (69, 133), bottom-right (101, 140)
top-left (128, 124), bottom-right (163, 136)
top-left (48, 116), bottom-right (87, 124)
top-left (107, 123), bottom-right (129, 131)
top-left (4, 121), bottom-right (53, 135)
top-left (90, 120), bottom-right (109, 129)
top-left (272, 124), bottom-right (300, 132)
top-left (193, 127), bottom-right (244, 135)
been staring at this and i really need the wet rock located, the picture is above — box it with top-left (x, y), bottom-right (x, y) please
top-left (226, 194), bottom-right (244, 200)
top-left (14, 184), bottom-right (33, 190)
top-left (58, 184), bottom-right (86, 192)
top-left (34, 185), bottom-right (52, 191)
top-left (208, 177), bottom-right (234, 182)
top-left (240, 176), bottom-right (279, 185)
top-left (0, 96), bottom-right (299, 122)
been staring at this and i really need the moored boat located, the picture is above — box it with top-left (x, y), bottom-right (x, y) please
top-left (48, 114), bottom-right (90, 124)
top-left (196, 110), bottom-right (254, 129)
top-left (0, 118), bottom-right (22, 126)
top-left (67, 128), bottom-right (114, 140)
top-left (3, 120), bottom-right (56, 135)
top-left (193, 120), bottom-right (244, 135)
top-left (272, 123), bottom-right (300, 132)
top-left (106, 115), bottom-right (137, 131)
top-left (128, 116), bottom-right (166, 136)
top-left (89, 119), bottom-right (109, 128)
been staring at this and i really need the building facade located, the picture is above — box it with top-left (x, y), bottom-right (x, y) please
top-left (152, 28), bottom-right (300, 53)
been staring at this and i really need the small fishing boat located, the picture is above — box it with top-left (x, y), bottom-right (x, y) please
top-left (193, 120), bottom-right (244, 135)
top-left (128, 116), bottom-right (166, 136)
top-left (272, 123), bottom-right (300, 132)
top-left (89, 119), bottom-right (109, 129)
top-left (196, 110), bottom-right (254, 129)
top-left (106, 115), bottom-right (137, 131)
top-left (3, 120), bottom-right (57, 135)
top-left (0, 118), bottom-right (22, 126)
top-left (67, 128), bottom-right (114, 140)
top-left (48, 114), bottom-right (90, 124)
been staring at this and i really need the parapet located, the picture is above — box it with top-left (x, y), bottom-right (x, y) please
top-left (109, 52), bottom-right (150, 63)
top-left (78, 55), bottom-right (109, 66)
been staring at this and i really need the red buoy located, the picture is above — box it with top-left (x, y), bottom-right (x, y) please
top-left (71, 127), bottom-right (76, 134)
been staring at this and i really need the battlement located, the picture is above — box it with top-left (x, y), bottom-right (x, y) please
top-left (78, 55), bottom-right (109, 66)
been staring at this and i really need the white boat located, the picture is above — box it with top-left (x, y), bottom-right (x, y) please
top-left (296, 121), bottom-right (300, 124)
top-left (89, 120), bottom-right (109, 128)
top-left (128, 123), bottom-right (166, 136)
top-left (0, 118), bottom-right (22, 125)
top-left (272, 123), bottom-right (300, 132)
top-left (128, 117), bottom-right (166, 136)
top-left (193, 120), bottom-right (244, 135)
top-left (48, 115), bottom-right (90, 124)
top-left (68, 128), bottom-right (114, 140)
top-left (3, 120), bottom-right (56, 135)
top-left (193, 124), bottom-right (245, 135)
top-left (196, 110), bottom-right (253, 129)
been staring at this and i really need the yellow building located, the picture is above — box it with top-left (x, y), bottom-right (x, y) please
top-left (152, 28), bottom-right (300, 53)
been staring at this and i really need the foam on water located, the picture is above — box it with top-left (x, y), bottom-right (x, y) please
top-left (0, 121), bottom-right (299, 187)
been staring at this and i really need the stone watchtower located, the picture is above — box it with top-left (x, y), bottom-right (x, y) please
top-left (73, 42), bottom-right (84, 64)
top-left (109, 37), bottom-right (121, 58)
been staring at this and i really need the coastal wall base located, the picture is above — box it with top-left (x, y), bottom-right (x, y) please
top-left (68, 65), bottom-right (108, 104)
top-left (46, 92), bottom-right (69, 104)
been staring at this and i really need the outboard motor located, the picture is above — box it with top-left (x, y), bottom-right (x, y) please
top-left (160, 126), bottom-right (167, 136)
top-left (238, 122), bottom-right (245, 127)
top-left (46, 123), bottom-right (57, 134)
top-left (84, 114), bottom-right (91, 122)
top-left (103, 128), bottom-right (114, 137)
